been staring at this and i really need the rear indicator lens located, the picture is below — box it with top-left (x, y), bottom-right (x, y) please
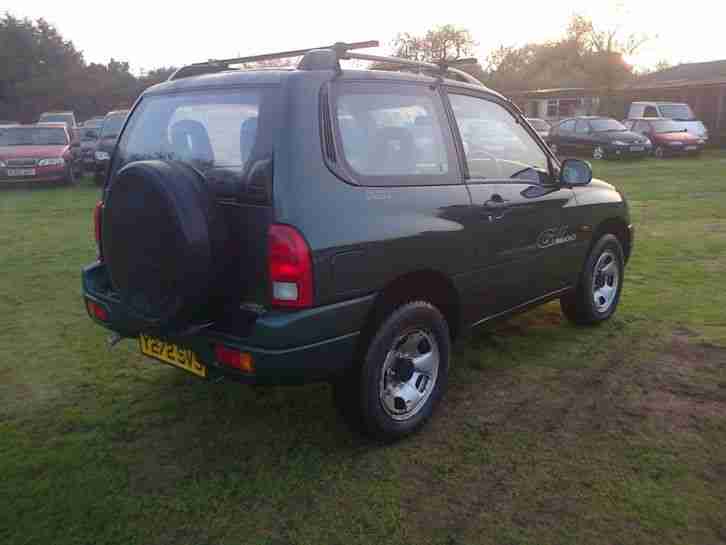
top-left (214, 344), bottom-right (254, 373)
top-left (268, 224), bottom-right (313, 308)
top-left (86, 300), bottom-right (109, 322)
top-left (93, 201), bottom-right (104, 259)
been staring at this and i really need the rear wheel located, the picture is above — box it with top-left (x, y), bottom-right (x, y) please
top-left (332, 301), bottom-right (450, 441)
top-left (561, 234), bottom-right (624, 325)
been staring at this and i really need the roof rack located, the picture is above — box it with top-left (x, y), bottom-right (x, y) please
top-left (168, 40), bottom-right (380, 81)
top-left (168, 40), bottom-right (485, 87)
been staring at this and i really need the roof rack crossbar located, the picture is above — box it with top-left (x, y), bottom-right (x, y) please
top-left (169, 40), bottom-right (379, 81)
top-left (342, 51), bottom-right (484, 87)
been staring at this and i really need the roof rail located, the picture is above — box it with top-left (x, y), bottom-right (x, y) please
top-left (341, 51), bottom-right (483, 86)
top-left (167, 41), bottom-right (485, 87)
top-left (168, 40), bottom-right (379, 81)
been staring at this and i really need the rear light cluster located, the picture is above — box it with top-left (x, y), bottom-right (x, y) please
top-left (214, 344), bottom-right (254, 373)
top-left (267, 224), bottom-right (313, 309)
top-left (86, 300), bottom-right (108, 322)
top-left (93, 201), bottom-right (104, 260)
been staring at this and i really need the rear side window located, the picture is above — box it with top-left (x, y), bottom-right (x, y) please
top-left (333, 82), bottom-right (457, 186)
top-left (113, 89), bottom-right (276, 195)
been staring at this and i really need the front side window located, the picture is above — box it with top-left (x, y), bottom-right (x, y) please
top-left (575, 120), bottom-right (590, 134)
top-left (114, 89), bottom-right (273, 186)
top-left (449, 93), bottom-right (548, 182)
top-left (334, 83), bottom-right (456, 186)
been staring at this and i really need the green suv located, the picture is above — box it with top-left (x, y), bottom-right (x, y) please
top-left (82, 42), bottom-right (633, 441)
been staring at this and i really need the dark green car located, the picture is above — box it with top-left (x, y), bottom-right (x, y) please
top-left (83, 43), bottom-right (633, 441)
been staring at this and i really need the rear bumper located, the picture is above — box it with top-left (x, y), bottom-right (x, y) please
top-left (82, 262), bottom-right (375, 384)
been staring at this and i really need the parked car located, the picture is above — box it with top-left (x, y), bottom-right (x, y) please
top-left (548, 116), bottom-right (652, 159)
top-left (623, 118), bottom-right (705, 158)
top-left (38, 111), bottom-right (77, 130)
top-left (80, 126), bottom-right (101, 171)
top-left (0, 120), bottom-right (18, 125)
top-left (0, 123), bottom-right (78, 184)
top-left (83, 116), bottom-right (105, 128)
top-left (94, 110), bottom-right (129, 184)
top-left (627, 101), bottom-right (708, 142)
top-left (82, 42), bottom-right (633, 441)
top-left (526, 117), bottom-right (551, 140)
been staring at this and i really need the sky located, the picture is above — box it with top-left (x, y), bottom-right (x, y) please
top-left (7, 0), bottom-right (726, 75)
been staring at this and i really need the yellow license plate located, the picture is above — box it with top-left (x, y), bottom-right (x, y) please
top-left (139, 334), bottom-right (207, 378)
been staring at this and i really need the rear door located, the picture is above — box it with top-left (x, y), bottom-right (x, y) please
top-left (446, 90), bottom-right (577, 317)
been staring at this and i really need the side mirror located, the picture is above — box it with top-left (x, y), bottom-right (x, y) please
top-left (560, 158), bottom-right (592, 186)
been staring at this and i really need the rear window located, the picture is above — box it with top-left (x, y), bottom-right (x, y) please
top-left (112, 89), bottom-right (276, 194)
top-left (333, 82), bottom-right (457, 186)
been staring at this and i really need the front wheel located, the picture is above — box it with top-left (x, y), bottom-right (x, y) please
top-left (561, 234), bottom-right (624, 325)
top-left (333, 301), bottom-right (451, 441)
top-left (592, 145), bottom-right (606, 160)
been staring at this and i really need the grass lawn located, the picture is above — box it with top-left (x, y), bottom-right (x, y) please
top-left (1, 153), bottom-right (725, 545)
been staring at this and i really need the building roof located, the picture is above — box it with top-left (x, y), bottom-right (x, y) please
top-left (640, 60), bottom-right (726, 84)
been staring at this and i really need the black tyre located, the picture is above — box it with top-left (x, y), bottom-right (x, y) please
top-left (333, 301), bottom-right (451, 442)
top-left (561, 234), bottom-right (624, 325)
top-left (102, 160), bottom-right (231, 333)
top-left (592, 145), bottom-right (606, 160)
top-left (64, 164), bottom-right (76, 185)
top-left (654, 146), bottom-right (666, 159)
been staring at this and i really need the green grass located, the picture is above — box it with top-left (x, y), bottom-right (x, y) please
top-left (1, 153), bottom-right (725, 544)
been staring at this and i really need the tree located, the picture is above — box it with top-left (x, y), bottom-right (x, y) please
top-left (393, 25), bottom-right (477, 63)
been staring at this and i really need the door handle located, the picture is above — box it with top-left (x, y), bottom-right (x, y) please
top-left (483, 194), bottom-right (509, 209)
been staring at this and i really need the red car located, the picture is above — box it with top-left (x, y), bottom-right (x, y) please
top-left (0, 123), bottom-right (77, 184)
top-left (624, 118), bottom-right (706, 158)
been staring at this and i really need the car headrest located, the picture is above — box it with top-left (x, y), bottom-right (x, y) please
top-left (170, 120), bottom-right (214, 163)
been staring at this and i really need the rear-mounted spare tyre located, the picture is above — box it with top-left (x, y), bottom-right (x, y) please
top-left (102, 160), bottom-right (231, 333)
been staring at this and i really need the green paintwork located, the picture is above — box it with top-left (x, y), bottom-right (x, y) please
top-left (82, 68), bottom-right (632, 385)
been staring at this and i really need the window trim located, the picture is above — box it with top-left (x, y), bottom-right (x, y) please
top-left (324, 79), bottom-right (462, 188)
top-left (442, 87), bottom-right (558, 186)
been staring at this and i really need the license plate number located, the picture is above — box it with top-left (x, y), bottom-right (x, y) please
top-left (7, 168), bottom-right (36, 176)
top-left (685, 146), bottom-right (697, 151)
top-left (139, 334), bottom-right (207, 378)
top-left (630, 146), bottom-right (644, 152)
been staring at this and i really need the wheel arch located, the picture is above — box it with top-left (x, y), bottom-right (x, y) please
top-left (592, 216), bottom-right (632, 263)
top-left (356, 269), bottom-right (461, 358)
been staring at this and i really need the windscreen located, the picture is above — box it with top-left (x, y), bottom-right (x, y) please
top-left (658, 104), bottom-right (695, 120)
top-left (528, 119), bottom-right (550, 131)
top-left (100, 115), bottom-right (127, 138)
top-left (590, 119), bottom-right (627, 132)
top-left (39, 113), bottom-right (73, 126)
top-left (0, 127), bottom-right (68, 146)
top-left (113, 89), bottom-right (273, 192)
top-left (81, 128), bottom-right (99, 141)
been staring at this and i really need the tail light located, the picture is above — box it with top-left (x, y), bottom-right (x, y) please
top-left (86, 299), bottom-right (109, 322)
top-left (215, 344), bottom-right (254, 373)
top-left (93, 201), bottom-right (103, 259)
top-left (268, 224), bottom-right (313, 309)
